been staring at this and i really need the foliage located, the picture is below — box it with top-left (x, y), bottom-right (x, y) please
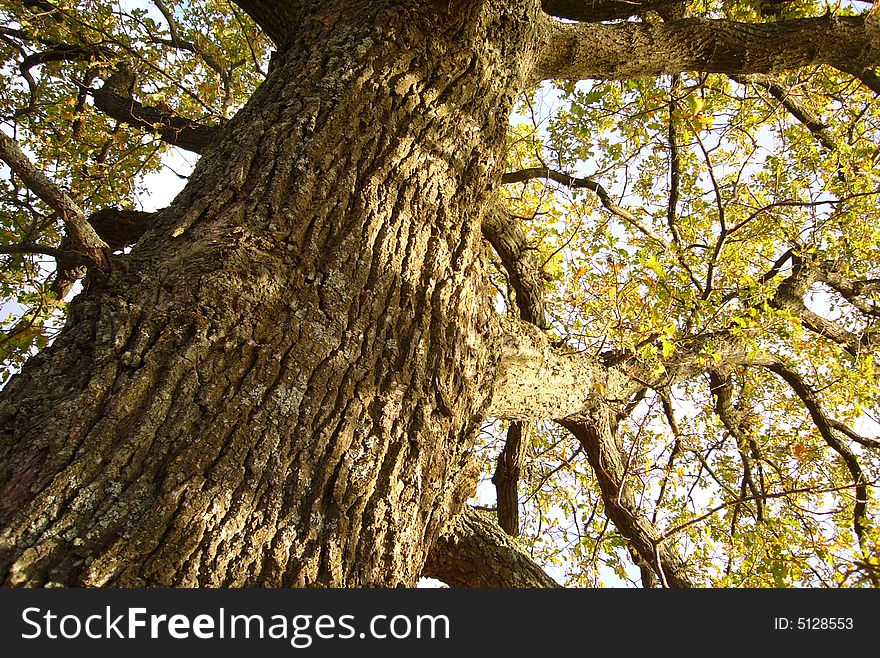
top-left (487, 1), bottom-right (880, 586)
top-left (0, 0), bottom-right (270, 382)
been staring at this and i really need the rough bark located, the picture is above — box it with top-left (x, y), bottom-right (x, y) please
top-left (482, 206), bottom-right (548, 329)
top-left (0, 1), bottom-right (544, 587)
top-left (4, 0), bottom-right (872, 590)
top-left (487, 316), bottom-right (604, 421)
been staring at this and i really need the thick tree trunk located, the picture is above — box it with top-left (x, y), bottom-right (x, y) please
top-left (0, 1), bottom-right (541, 587)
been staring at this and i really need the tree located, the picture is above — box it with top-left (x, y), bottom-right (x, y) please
top-left (0, 0), bottom-right (878, 588)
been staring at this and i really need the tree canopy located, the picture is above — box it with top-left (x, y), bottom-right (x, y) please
top-left (1, 0), bottom-right (879, 587)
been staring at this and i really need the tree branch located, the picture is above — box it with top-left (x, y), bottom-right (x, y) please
top-left (0, 131), bottom-right (108, 272)
top-left (229, 1), bottom-right (301, 49)
top-left (708, 370), bottom-right (765, 523)
top-left (732, 74), bottom-right (838, 152)
top-left (561, 414), bottom-right (696, 587)
top-left (487, 316), bottom-right (605, 422)
top-left (501, 166), bottom-right (705, 291)
top-left (502, 167), bottom-right (666, 245)
top-left (482, 206), bottom-right (548, 329)
top-left (422, 507), bottom-right (560, 587)
top-left (667, 75), bottom-right (684, 248)
top-left (771, 258), bottom-right (880, 358)
top-left (835, 62), bottom-right (880, 95)
top-left (816, 262), bottom-right (880, 318)
top-left (482, 204), bottom-right (549, 539)
top-left (87, 206), bottom-right (156, 250)
top-left (488, 315), bottom-right (784, 423)
top-left (534, 14), bottom-right (880, 82)
top-left (91, 75), bottom-right (220, 154)
top-left (492, 421), bottom-right (529, 536)
top-left (652, 394), bottom-right (683, 524)
top-left (0, 242), bottom-right (85, 261)
top-left (764, 360), bottom-right (870, 540)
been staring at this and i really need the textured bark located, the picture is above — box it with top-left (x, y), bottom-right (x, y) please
top-left (0, 1), bottom-right (545, 587)
top-left (487, 317), bottom-right (603, 421)
top-left (423, 507), bottom-right (559, 587)
top-left (5, 0), bottom-right (870, 590)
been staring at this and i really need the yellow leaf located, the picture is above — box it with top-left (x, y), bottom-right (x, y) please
top-left (645, 255), bottom-right (664, 276)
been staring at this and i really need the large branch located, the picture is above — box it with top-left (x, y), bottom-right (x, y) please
top-left (0, 131), bottom-right (108, 272)
top-left (229, 1), bottom-right (301, 48)
top-left (487, 316), bottom-right (774, 422)
top-left (486, 317), bottom-right (698, 585)
top-left (487, 316), bottom-right (606, 421)
top-left (481, 207), bottom-right (547, 537)
top-left (561, 415), bottom-right (696, 587)
top-left (91, 83), bottom-right (220, 154)
top-left (48, 207), bottom-right (154, 296)
top-left (534, 14), bottom-right (880, 82)
top-left (482, 206), bottom-right (548, 328)
top-left (422, 507), bottom-right (560, 588)
top-left (771, 258), bottom-right (880, 357)
top-left (87, 206), bottom-right (156, 250)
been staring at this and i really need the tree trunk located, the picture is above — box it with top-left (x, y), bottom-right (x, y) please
top-left (0, 1), bottom-right (541, 587)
